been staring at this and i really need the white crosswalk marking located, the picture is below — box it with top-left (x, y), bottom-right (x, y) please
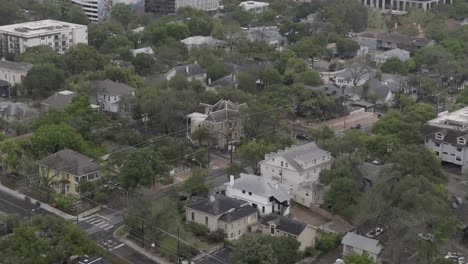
top-left (98, 223), bottom-right (110, 228)
top-left (91, 219), bottom-right (103, 225)
top-left (104, 225), bottom-right (114, 231)
top-left (85, 217), bottom-right (96, 223)
top-left (110, 243), bottom-right (125, 251)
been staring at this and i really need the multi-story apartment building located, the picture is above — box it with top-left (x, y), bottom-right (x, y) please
top-left (145, 0), bottom-right (220, 15)
top-left (422, 107), bottom-right (468, 173)
top-left (259, 142), bottom-right (333, 207)
top-left (239, 1), bottom-right (269, 13)
top-left (359, 0), bottom-right (452, 11)
top-left (186, 99), bottom-right (246, 149)
top-left (71, 0), bottom-right (112, 23)
top-left (0, 20), bottom-right (88, 57)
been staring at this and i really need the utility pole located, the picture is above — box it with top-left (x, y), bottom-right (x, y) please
top-left (177, 225), bottom-right (181, 264)
top-left (140, 217), bottom-right (145, 248)
top-left (142, 113), bottom-right (148, 139)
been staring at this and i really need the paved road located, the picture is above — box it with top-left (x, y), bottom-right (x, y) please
top-left (0, 188), bottom-right (157, 264)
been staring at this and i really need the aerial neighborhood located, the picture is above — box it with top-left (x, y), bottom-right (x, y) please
top-left (0, 0), bottom-right (468, 264)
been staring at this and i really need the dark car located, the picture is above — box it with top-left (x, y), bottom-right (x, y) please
top-left (296, 133), bottom-right (310, 141)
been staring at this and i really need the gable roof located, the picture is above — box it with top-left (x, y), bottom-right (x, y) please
top-left (218, 205), bottom-right (257, 223)
top-left (170, 63), bottom-right (206, 78)
top-left (186, 194), bottom-right (249, 216)
top-left (260, 215), bottom-right (309, 236)
top-left (37, 149), bottom-right (99, 176)
top-left (0, 60), bottom-right (33, 72)
top-left (421, 124), bottom-right (468, 146)
top-left (226, 173), bottom-right (290, 202)
top-left (359, 32), bottom-right (434, 47)
top-left (376, 48), bottom-right (410, 61)
top-left (207, 75), bottom-right (239, 88)
top-left (342, 232), bottom-right (383, 254)
top-left (0, 102), bottom-right (38, 120)
top-left (93, 79), bottom-right (135, 96)
top-left (261, 142), bottom-right (330, 173)
top-left (204, 99), bottom-right (246, 123)
top-left (41, 90), bottom-right (76, 109)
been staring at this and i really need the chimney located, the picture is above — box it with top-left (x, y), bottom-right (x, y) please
top-left (229, 175), bottom-right (235, 186)
top-left (210, 195), bottom-right (216, 202)
top-left (208, 78), bottom-right (211, 84)
top-left (186, 66), bottom-right (190, 74)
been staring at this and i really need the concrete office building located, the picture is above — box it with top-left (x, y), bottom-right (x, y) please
top-left (71, 0), bottom-right (111, 23)
top-left (0, 20), bottom-right (88, 57)
top-left (360, 0), bottom-right (452, 11)
top-left (145, 0), bottom-right (220, 15)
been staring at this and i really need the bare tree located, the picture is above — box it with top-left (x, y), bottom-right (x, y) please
top-left (347, 63), bottom-right (370, 86)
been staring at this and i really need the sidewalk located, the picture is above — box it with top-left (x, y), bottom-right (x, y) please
top-left (0, 183), bottom-right (76, 221)
top-left (116, 232), bottom-right (172, 264)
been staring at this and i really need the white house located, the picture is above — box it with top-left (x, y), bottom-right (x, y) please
top-left (0, 60), bottom-right (32, 86)
top-left (165, 63), bottom-right (207, 82)
top-left (239, 1), bottom-right (269, 13)
top-left (0, 20), bottom-right (88, 57)
top-left (180, 36), bottom-right (226, 51)
top-left (374, 48), bottom-right (410, 64)
top-left (92, 79), bottom-right (135, 113)
top-left (130, 47), bottom-right (154, 57)
top-left (259, 142), bottom-right (333, 207)
top-left (225, 174), bottom-right (291, 216)
top-left (422, 107), bottom-right (468, 173)
top-left (335, 67), bottom-right (372, 87)
top-left (342, 232), bottom-right (383, 263)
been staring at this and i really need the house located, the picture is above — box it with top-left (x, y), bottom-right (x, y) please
top-left (244, 27), bottom-right (286, 47)
top-left (259, 142), bottom-right (333, 207)
top-left (296, 181), bottom-right (327, 208)
top-left (92, 79), bottom-right (135, 114)
top-left (180, 36), bottom-right (226, 51)
top-left (41, 90), bottom-right (77, 112)
top-left (374, 48), bottom-right (410, 64)
top-left (342, 232), bottom-right (383, 263)
top-left (260, 215), bottom-right (317, 250)
top-left (37, 149), bottom-right (100, 196)
top-left (0, 60), bottom-right (32, 86)
top-left (165, 63), bottom-right (207, 82)
top-left (185, 194), bottom-right (258, 240)
top-left (422, 107), bottom-right (468, 173)
top-left (0, 102), bottom-right (38, 122)
top-left (206, 74), bottom-right (239, 91)
top-left (335, 67), bottom-right (373, 87)
top-left (130, 47), bottom-right (154, 57)
top-left (0, 20), bottom-right (88, 56)
top-left (357, 32), bottom-right (435, 51)
top-left (0, 80), bottom-right (9, 98)
top-left (225, 174), bottom-right (291, 216)
top-left (186, 99), bottom-right (245, 149)
top-left (239, 1), bottom-right (269, 13)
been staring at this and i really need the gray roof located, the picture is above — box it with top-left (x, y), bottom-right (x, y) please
top-left (298, 181), bottom-right (325, 191)
top-left (0, 60), bottom-right (32, 72)
top-left (41, 90), bottom-right (76, 109)
top-left (245, 26), bottom-right (285, 45)
top-left (260, 215), bottom-right (308, 236)
top-left (186, 194), bottom-right (249, 216)
top-left (262, 142), bottom-right (330, 173)
top-left (0, 102), bottom-right (38, 120)
top-left (335, 67), bottom-right (373, 81)
top-left (207, 75), bottom-right (239, 88)
top-left (204, 99), bottom-right (246, 123)
top-left (93, 79), bottom-right (135, 96)
top-left (376, 48), bottom-right (410, 61)
top-left (171, 63), bottom-right (206, 78)
top-left (181, 36), bottom-right (224, 47)
top-left (342, 232), bottom-right (383, 254)
top-left (224, 60), bottom-right (274, 74)
top-left (226, 173), bottom-right (290, 202)
top-left (218, 205), bottom-right (257, 223)
top-left (38, 149), bottom-right (99, 176)
top-left (359, 32), bottom-right (434, 47)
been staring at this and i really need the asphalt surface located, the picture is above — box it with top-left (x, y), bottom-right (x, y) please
top-left (0, 188), bottom-right (157, 264)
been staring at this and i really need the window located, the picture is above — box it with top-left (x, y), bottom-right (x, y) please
top-left (458, 138), bottom-right (466, 145)
top-left (457, 147), bottom-right (462, 152)
top-left (248, 192), bottom-right (252, 196)
top-left (443, 152), bottom-right (448, 154)
top-left (286, 163), bottom-right (288, 168)
top-left (205, 216), bottom-right (208, 225)
top-left (191, 212), bottom-right (194, 221)
top-left (242, 190), bottom-right (245, 194)
top-left (435, 132), bottom-right (444, 140)
top-left (41, 36), bottom-right (45, 40)
top-left (281, 161), bottom-right (284, 167)
top-left (238, 230), bottom-right (240, 235)
top-left (306, 193), bottom-right (309, 196)
top-left (231, 233), bottom-right (233, 238)
top-left (457, 157), bottom-right (462, 161)
top-left (252, 203), bottom-right (257, 208)
top-left (48, 35), bottom-right (51, 39)
top-left (224, 233), bottom-right (228, 239)
top-left (435, 151), bottom-right (439, 156)
top-left (425, 139), bottom-right (429, 143)
top-left (270, 226), bottom-right (275, 235)
top-left (262, 206), bottom-right (265, 213)
top-left (435, 143), bottom-right (440, 147)
top-left (314, 159), bottom-right (316, 164)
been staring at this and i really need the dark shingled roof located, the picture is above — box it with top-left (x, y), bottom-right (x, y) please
top-left (172, 63), bottom-right (206, 77)
top-left (260, 215), bottom-right (308, 236)
top-left (41, 91), bottom-right (76, 109)
top-left (218, 205), bottom-right (257, 223)
top-left (207, 75), bottom-right (239, 88)
top-left (421, 124), bottom-right (468, 146)
top-left (93, 79), bottom-right (135, 96)
top-left (38, 149), bottom-right (99, 176)
top-left (186, 194), bottom-right (248, 216)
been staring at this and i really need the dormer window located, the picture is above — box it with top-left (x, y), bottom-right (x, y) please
top-left (435, 132), bottom-right (444, 140)
top-left (458, 137), bottom-right (466, 145)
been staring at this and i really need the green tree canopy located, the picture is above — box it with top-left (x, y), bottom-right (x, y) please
top-left (23, 63), bottom-right (66, 98)
top-left (31, 123), bottom-right (89, 157)
top-left (343, 253), bottom-right (376, 264)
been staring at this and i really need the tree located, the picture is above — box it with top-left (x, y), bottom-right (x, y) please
top-left (261, 68), bottom-right (282, 87)
top-left (336, 38), bottom-right (360, 58)
top-left (62, 4), bottom-right (89, 25)
top-left (0, 0), bottom-right (22, 26)
top-left (111, 3), bottom-right (132, 26)
top-left (66, 94), bottom-right (105, 139)
top-left (207, 63), bottom-right (228, 82)
top-left (343, 253), bottom-right (376, 264)
top-left (231, 8), bottom-right (254, 27)
top-left (0, 215), bottom-right (102, 263)
top-left (0, 139), bottom-right (20, 175)
top-left (120, 147), bottom-right (169, 190)
top-left (133, 53), bottom-right (156, 76)
top-left (64, 44), bottom-right (107, 74)
top-left (237, 140), bottom-right (274, 174)
top-left (347, 63), bottom-right (370, 86)
top-left (31, 123), bottom-right (89, 157)
top-left (432, 258), bottom-right (457, 264)
top-left (380, 57), bottom-right (408, 75)
top-left (324, 177), bottom-right (361, 218)
top-left (23, 63), bottom-right (65, 98)
top-left (294, 70), bottom-right (323, 86)
top-left (230, 234), bottom-right (277, 264)
top-left (182, 169), bottom-right (210, 196)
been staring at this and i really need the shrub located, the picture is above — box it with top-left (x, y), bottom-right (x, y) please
top-left (186, 222), bottom-right (209, 237)
top-left (315, 233), bottom-right (342, 256)
top-left (54, 195), bottom-right (76, 214)
top-left (207, 229), bottom-right (225, 243)
top-left (94, 192), bottom-right (109, 204)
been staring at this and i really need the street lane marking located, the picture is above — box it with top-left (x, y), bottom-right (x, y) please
top-left (87, 257), bottom-right (102, 264)
top-left (110, 243), bottom-right (125, 251)
top-left (104, 225), bottom-right (114, 231)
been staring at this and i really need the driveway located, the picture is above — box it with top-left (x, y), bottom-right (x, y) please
top-left (290, 204), bottom-right (329, 227)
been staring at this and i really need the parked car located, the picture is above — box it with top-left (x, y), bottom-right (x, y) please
top-left (350, 123), bottom-right (361, 129)
top-left (296, 133), bottom-right (310, 141)
top-left (366, 226), bottom-right (384, 238)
